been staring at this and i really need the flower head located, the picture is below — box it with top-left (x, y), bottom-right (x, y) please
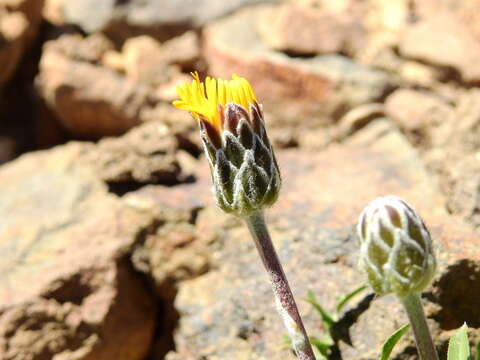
top-left (357, 196), bottom-right (436, 297)
top-left (173, 72), bottom-right (256, 133)
top-left (173, 73), bottom-right (281, 217)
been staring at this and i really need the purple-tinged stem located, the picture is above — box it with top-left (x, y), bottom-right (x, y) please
top-left (245, 211), bottom-right (316, 360)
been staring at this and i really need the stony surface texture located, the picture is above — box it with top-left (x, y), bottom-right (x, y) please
top-left (3, 1), bottom-right (480, 359)
top-left (384, 89), bottom-right (454, 147)
top-left (161, 122), bottom-right (480, 360)
top-left (85, 121), bottom-right (199, 187)
top-left (0, 0), bottom-right (44, 89)
top-left (36, 33), bottom-right (151, 138)
top-left (0, 142), bottom-right (158, 360)
top-left (35, 31), bottom-right (203, 140)
top-left (203, 6), bottom-right (395, 128)
top-left (399, 13), bottom-right (480, 83)
top-left (384, 89), bottom-right (452, 132)
top-left (62, 0), bottom-right (282, 41)
top-left (257, 2), bottom-right (365, 56)
top-left (423, 90), bottom-right (480, 230)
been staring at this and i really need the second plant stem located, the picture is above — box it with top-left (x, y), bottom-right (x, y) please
top-left (245, 210), bottom-right (316, 360)
top-left (400, 292), bottom-right (439, 360)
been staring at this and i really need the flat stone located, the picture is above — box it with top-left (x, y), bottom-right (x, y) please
top-left (85, 119), bottom-right (198, 186)
top-left (257, 3), bottom-right (365, 56)
top-left (399, 13), bottom-right (480, 83)
top-left (0, 143), bottom-right (157, 360)
top-left (36, 34), bottom-right (150, 138)
top-left (203, 6), bottom-right (395, 126)
top-left (162, 123), bottom-right (480, 359)
top-left (385, 89), bottom-right (452, 131)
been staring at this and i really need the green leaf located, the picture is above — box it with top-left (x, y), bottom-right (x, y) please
top-left (476, 342), bottom-right (480, 360)
top-left (380, 324), bottom-right (410, 360)
top-left (448, 323), bottom-right (470, 360)
top-left (335, 284), bottom-right (368, 314)
top-left (310, 337), bottom-right (331, 357)
top-left (305, 290), bottom-right (335, 328)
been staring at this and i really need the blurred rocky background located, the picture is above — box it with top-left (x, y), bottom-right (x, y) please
top-left (1, 0), bottom-right (480, 359)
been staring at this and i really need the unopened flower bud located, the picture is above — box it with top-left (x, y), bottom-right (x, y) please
top-left (357, 196), bottom-right (436, 297)
top-left (173, 73), bottom-right (281, 217)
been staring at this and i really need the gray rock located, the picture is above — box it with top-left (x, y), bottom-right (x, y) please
top-left (63, 0), bottom-right (281, 40)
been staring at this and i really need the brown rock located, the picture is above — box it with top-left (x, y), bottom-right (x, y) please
top-left (335, 102), bottom-right (385, 140)
top-left (122, 36), bottom-right (173, 87)
top-left (152, 72), bottom-right (193, 103)
top-left (85, 120), bottom-right (198, 186)
top-left (43, 0), bottom-right (64, 25)
top-left (413, 0), bottom-right (480, 43)
top-left (203, 6), bottom-right (395, 126)
top-left (258, 3), bottom-right (365, 56)
top-left (37, 34), bottom-right (150, 138)
top-left (399, 13), bottom-right (480, 83)
top-left (424, 90), bottom-right (480, 228)
top-left (0, 0), bottom-right (44, 88)
top-left (162, 123), bottom-right (479, 359)
top-left (384, 89), bottom-right (453, 131)
top-left (160, 30), bottom-right (200, 68)
top-left (0, 142), bottom-right (157, 360)
top-left (430, 90), bottom-right (480, 150)
top-left (102, 32), bottom-right (199, 89)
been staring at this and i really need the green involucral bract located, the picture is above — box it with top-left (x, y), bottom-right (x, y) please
top-left (357, 196), bottom-right (436, 297)
top-left (201, 102), bottom-right (281, 217)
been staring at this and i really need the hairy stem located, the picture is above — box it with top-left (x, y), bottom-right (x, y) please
top-left (245, 211), bottom-right (316, 360)
top-left (399, 292), bottom-right (439, 360)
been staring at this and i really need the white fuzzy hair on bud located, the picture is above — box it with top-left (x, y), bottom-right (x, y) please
top-left (357, 196), bottom-right (436, 297)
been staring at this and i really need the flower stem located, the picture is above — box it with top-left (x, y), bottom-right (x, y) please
top-left (245, 211), bottom-right (316, 360)
top-left (399, 292), bottom-right (439, 360)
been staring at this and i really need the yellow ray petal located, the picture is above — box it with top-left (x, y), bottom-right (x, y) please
top-left (172, 72), bottom-right (257, 132)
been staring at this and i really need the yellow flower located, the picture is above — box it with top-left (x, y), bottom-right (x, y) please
top-left (172, 72), bottom-right (257, 132)
top-left (172, 72), bottom-right (280, 216)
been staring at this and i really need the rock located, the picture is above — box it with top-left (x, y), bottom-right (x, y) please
top-left (62, 0), bottom-right (282, 42)
top-left (43, 0), bottom-right (64, 25)
top-left (399, 13), bottom-right (480, 83)
top-left (0, 0), bottom-right (44, 89)
top-left (85, 120), bottom-right (199, 187)
top-left (257, 3), bottom-right (365, 56)
top-left (203, 6), bottom-right (395, 126)
top-left (430, 90), bottom-right (480, 150)
top-left (424, 90), bottom-right (480, 228)
top-left (159, 30), bottom-right (200, 68)
top-left (384, 89), bottom-right (453, 134)
top-left (121, 36), bottom-right (173, 87)
top-left (163, 123), bottom-right (480, 359)
top-left (413, 0), bottom-right (480, 43)
top-left (37, 33), bottom-right (150, 138)
top-left (102, 32), bottom-right (199, 87)
top-left (399, 60), bottom-right (445, 87)
top-left (335, 102), bottom-right (385, 140)
top-left (0, 142), bottom-right (157, 360)
top-left (152, 72), bottom-right (194, 103)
